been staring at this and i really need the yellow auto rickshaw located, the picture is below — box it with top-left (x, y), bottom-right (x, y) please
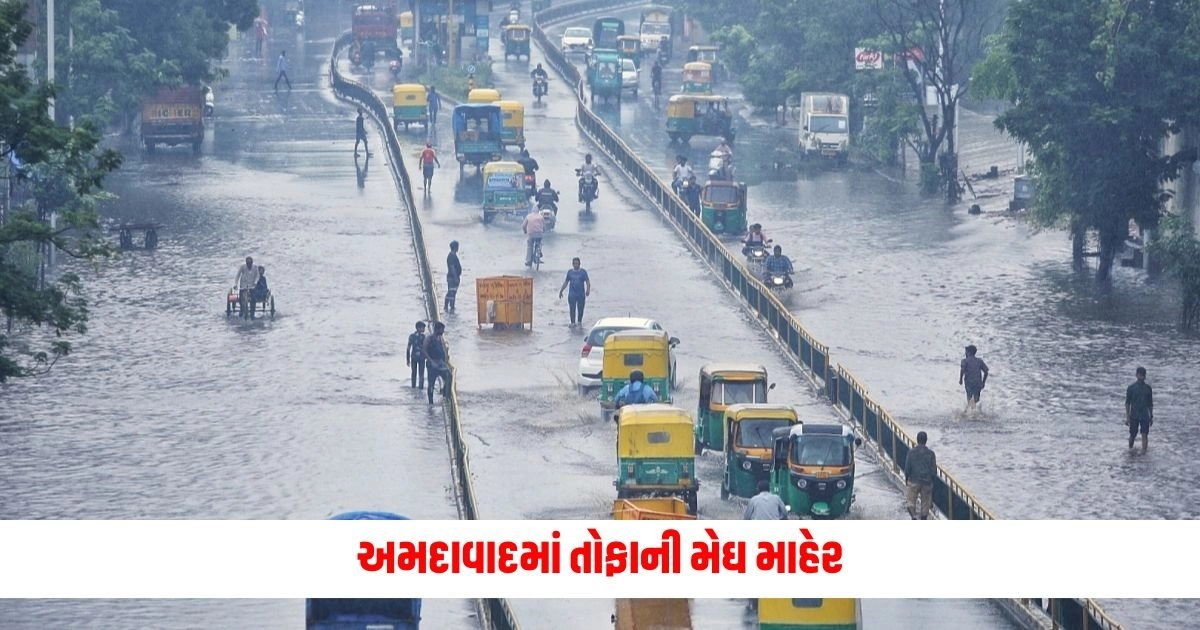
top-left (495, 100), bottom-right (526, 150)
top-left (391, 83), bottom-right (429, 131)
top-left (615, 404), bottom-right (700, 515)
top-left (503, 24), bottom-right (531, 60)
top-left (757, 598), bottom-right (862, 630)
top-left (481, 160), bottom-right (529, 223)
top-left (617, 35), bottom-right (641, 69)
top-left (694, 363), bottom-right (773, 453)
top-left (665, 94), bottom-right (735, 144)
top-left (398, 11), bottom-right (414, 44)
top-left (599, 329), bottom-right (677, 419)
top-left (681, 61), bottom-right (712, 94)
top-left (468, 88), bottom-right (502, 104)
top-left (720, 404), bottom-right (798, 500)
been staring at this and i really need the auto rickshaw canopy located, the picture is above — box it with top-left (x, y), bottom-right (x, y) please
top-left (702, 181), bottom-right (744, 206)
top-left (504, 24), bottom-right (531, 39)
top-left (666, 94), bottom-right (730, 117)
top-left (724, 403), bottom-right (798, 451)
top-left (682, 62), bottom-right (711, 79)
top-left (757, 598), bottom-right (861, 627)
top-left (617, 404), bottom-right (694, 459)
top-left (603, 329), bottom-right (672, 381)
top-left (688, 44), bottom-right (719, 63)
top-left (779, 423), bottom-right (856, 469)
top-left (481, 160), bottom-right (525, 179)
top-left (496, 100), bottom-right (525, 125)
top-left (699, 362), bottom-right (768, 405)
top-left (468, 88), bottom-right (503, 103)
top-left (398, 10), bottom-right (413, 27)
top-left (392, 83), bottom-right (428, 106)
top-left (452, 104), bottom-right (502, 137)
top-left (617, 35), bottom-right (641, 53)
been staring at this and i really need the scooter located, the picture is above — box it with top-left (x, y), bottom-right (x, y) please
top-left (532, 76), bottom-right (548, 102)
top-left (389, 59), bottom-right (403, 81)
top-left (539, 203), bottom-right (557, 231)
top-left (523, 172), bottom-right (537, 198)
top-left (744, 239), bottom-right (772, 266)
top-left (576, 169), bottom-right (598, 212)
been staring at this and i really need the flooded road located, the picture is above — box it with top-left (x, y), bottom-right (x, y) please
top-left (340, 4), bottom-right (1012, 627)
top-left (0, 0), bottom-right (475, 627)
top-left (548, 9), bottom-right (1200, 627)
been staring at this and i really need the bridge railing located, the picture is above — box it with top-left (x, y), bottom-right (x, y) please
top-left (532, 2), bottom-right (1123, 629)
top-left (329, 32), bottom-right (522, 630)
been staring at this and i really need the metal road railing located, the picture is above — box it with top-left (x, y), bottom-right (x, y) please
top-left (531, 2), bottom-right (1125, 629)
top-left (329, 32), bottom-right (522, 630)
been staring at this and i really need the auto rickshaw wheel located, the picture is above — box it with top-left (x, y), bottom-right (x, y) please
top-left (226, 300), bottom-right (232, 316)
top-left (483, 211), bottom-right (496, 224)
top-left (685, 491), bottom-right (698, 515)
top-left (720, 483), bottom-right (730, 501)
top-left (680, 134), bottom-right (692, 144)
top-left (270, 297), bottom-right (276, 319)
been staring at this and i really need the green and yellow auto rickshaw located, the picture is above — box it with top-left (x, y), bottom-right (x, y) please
top-left (687, 44), bottom-right (722, 83)
top-left (614, 404), bottom-right (700, 515)
top-left (665, 94), bottom-right (735, 144)
top-left (451, 104), bottom-right (503, 172)
top-left (495, 100), bottom-right (526, 151)
top-left (680, 61), bottom-right (711, 94)
top-left (694, 363), bottom-right (772, 453)
top-left (503, 24), bottom-right (531, 60)
top-left (599, 329), bottom-right (677, 419)
top-left (481, 161), bottom-right (529, 223)
top-left (392, 83), bottom-right (428, 131)
top-left (700, 179), bottom-right (747, 236)
top-left (587, 48), bottom-right (623, 104)
top-left (720, 404), bottom-right (798, 500)
top-left (617, 35), bottom-right (641, 69)
top-left (769, 423), bottom-right (863, 519)
top-left (398, 11), bottom-right (414, 45)
top-left (757, 598), bottom-right (862, 630)
top-left (468, 88), bottom-right (503, 104)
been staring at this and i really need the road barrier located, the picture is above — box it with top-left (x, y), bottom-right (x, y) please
top-left (329, 32), bottom-right (522, 630)
top-left (532, 2), bottom-right (1124, 629)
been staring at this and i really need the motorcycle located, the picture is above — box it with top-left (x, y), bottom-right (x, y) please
top-left (657, 46), bottom-right (669, 66)
top-left (294, 10), bottom-right (305, 31)
top-left (203, 88), bottom-right (214, 117)
top-left (389, 59), bottom-right (403, 81)
top-left (539, 203), bottom-right (557, 231)
top-left (532, 76), bottom-right (548, 102)
top-left (744, 240), bottom-right (772, 266)
top-left (523, 172), bottom-right (537, 198)
top-left (576, 169), bottom-right (598, 212)
top-left (678, 179), bottom-right (700, 215)
top-left (764, 271), bottom-right (794, 292)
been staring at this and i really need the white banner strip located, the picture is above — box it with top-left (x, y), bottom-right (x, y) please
top-left (1, 521), bottom-right (1196, 598)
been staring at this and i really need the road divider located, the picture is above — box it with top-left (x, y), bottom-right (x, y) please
top-left (329, 31), bottom-right (522, 630)
top-left (532, 2), bottom-right (1122, 629)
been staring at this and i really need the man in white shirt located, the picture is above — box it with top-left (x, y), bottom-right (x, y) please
top-left (671, 155), bottom-right (693, 194)
top-left (743, 481), bottom-right (788, 520)
top-left (234, 257), bottom-right (260, 317)
top-left (521, 208), bottom-right (546, 267)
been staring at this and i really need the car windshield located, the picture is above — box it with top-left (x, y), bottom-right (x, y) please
top-left (809, 115), bottom-right (847, 133)
top-left (736, 418), bottom-right (792, 448)
top-left (565, 28), bottom-right (590, 38)
top-left (587, 326), bottom-right (635, 347)
top-left (790, 435), bottom-right (851, 467)
top-left (711, 380), bottom-right (765, 405)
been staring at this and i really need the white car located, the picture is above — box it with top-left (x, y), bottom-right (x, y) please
top-left (560, 27), bottom-right (593, 56)
top-left (620, 58), bottom-right (639, 94)
top-left (578, 317), bottom-right (679, 390)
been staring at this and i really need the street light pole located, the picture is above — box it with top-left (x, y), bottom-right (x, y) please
top-left (447, 0), bottom-right (456, 68)
top-left (47, 0), bottom-right (54, 122)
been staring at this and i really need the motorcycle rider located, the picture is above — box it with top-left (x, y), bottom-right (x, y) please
top-left (530, 63), bottom-right (549, 97)
top-left (671, 155), bottom-right (694, 195)
top-left (517, 149), bottom-right (539, 175)
top-left (763, 244), bottom-right (795, 288)
top-left (576, 153), bottom-right (603, 202)
top-left (521, 206), bottom-right (547, 266)
top-left (650, 59), bottom-right (663, 95)
top-left (535, 179), bottom-right (560, 214)
top-left (683, 173), bottom-right (701, 215)
top-left (742, 223), bottom-right (768, 256)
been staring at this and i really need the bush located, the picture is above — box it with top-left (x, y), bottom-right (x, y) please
top-left (1148, 214), bottom-right (1200, 331)
top-left (417, 63), bottom-right (494, 101)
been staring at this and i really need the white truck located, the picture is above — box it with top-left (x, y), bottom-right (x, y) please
top-left (639, 7), bottom-right (673, 55)
top-left (799, 93), bottom-right (851, 163)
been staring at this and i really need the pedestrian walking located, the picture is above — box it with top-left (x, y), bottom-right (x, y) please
top-left (903, 431), bottom-right (936, 520)
top-left (274, 50), bottom-right (292, 91)
top-left (428, 86), bottom-right (441, 125)
top-left (558, 257), bottom-right (591, 327)
top-left (743, 481), bottom-right (788, 520)
top-left (419, 141), bottom-right (440, 192)
top-left (254, 16), bottom-right (268, 57)
top-left (423, 321), bottom-right (451, 404)
top-left (445, 240), bottom-right (462, 312)
top-left (406, 321), bottom-right (427, 388)
top-left (959, 344), bottom-right (989, 415)
top-left (1125, 366), bottom-right (1154, 454)
top-left (354, 107), bottom-right (372, 156)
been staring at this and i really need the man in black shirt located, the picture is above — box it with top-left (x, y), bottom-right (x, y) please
top-left (405, 321), bottom-right (426, 388)
top-left (445, 240), bottom-right (462, 312)
top-left (354, 108), bottom-right (371, 156)
top-left (1125, 366), bottom-right (1153, 453)
top-left (423, 321), bottom-right (451, 404)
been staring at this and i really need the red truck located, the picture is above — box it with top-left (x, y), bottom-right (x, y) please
top-left (352, 4), bottom-right (400, 58)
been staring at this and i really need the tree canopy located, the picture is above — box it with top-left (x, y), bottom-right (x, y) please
top-left (1, 0), bottom-right (122, 381)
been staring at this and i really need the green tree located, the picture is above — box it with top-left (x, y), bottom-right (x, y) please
top-left (990, 0), bottom-right (1200, 281)
top-left (1148, 214), bottom-right (1200, 331)
top-left (1, 0), bottom-right (123, 381)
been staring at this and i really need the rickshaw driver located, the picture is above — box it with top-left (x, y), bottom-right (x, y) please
top-left (614, 370), bottom-right (659, 413)
top-left (743, 223), bottom-right (768, 255)
top-left (530, 63), bottom-right (548, 81)
top-left (763, 245), bottom-right (795, 287)
top-left (577, 153), bottom-right (604, 201)
top-left (235, 256), bottom-right (260, 306)
top-left (536, 179), bottom-right (560, 214)
top-left (521, 206), bottom-right (546, 266)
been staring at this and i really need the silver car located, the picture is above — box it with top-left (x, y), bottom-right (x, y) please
top-left (560, 27), bottom-right (593, 56)
top-left (620, 58), bottom-right (639, 95)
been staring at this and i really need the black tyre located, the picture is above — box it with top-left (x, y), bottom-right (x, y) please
top-left (686, 491), bottom-right (698, 516)
top-left (269, 296), bottom-right (276, 319)
top-left (720, 483), bottom-right (730, 501)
